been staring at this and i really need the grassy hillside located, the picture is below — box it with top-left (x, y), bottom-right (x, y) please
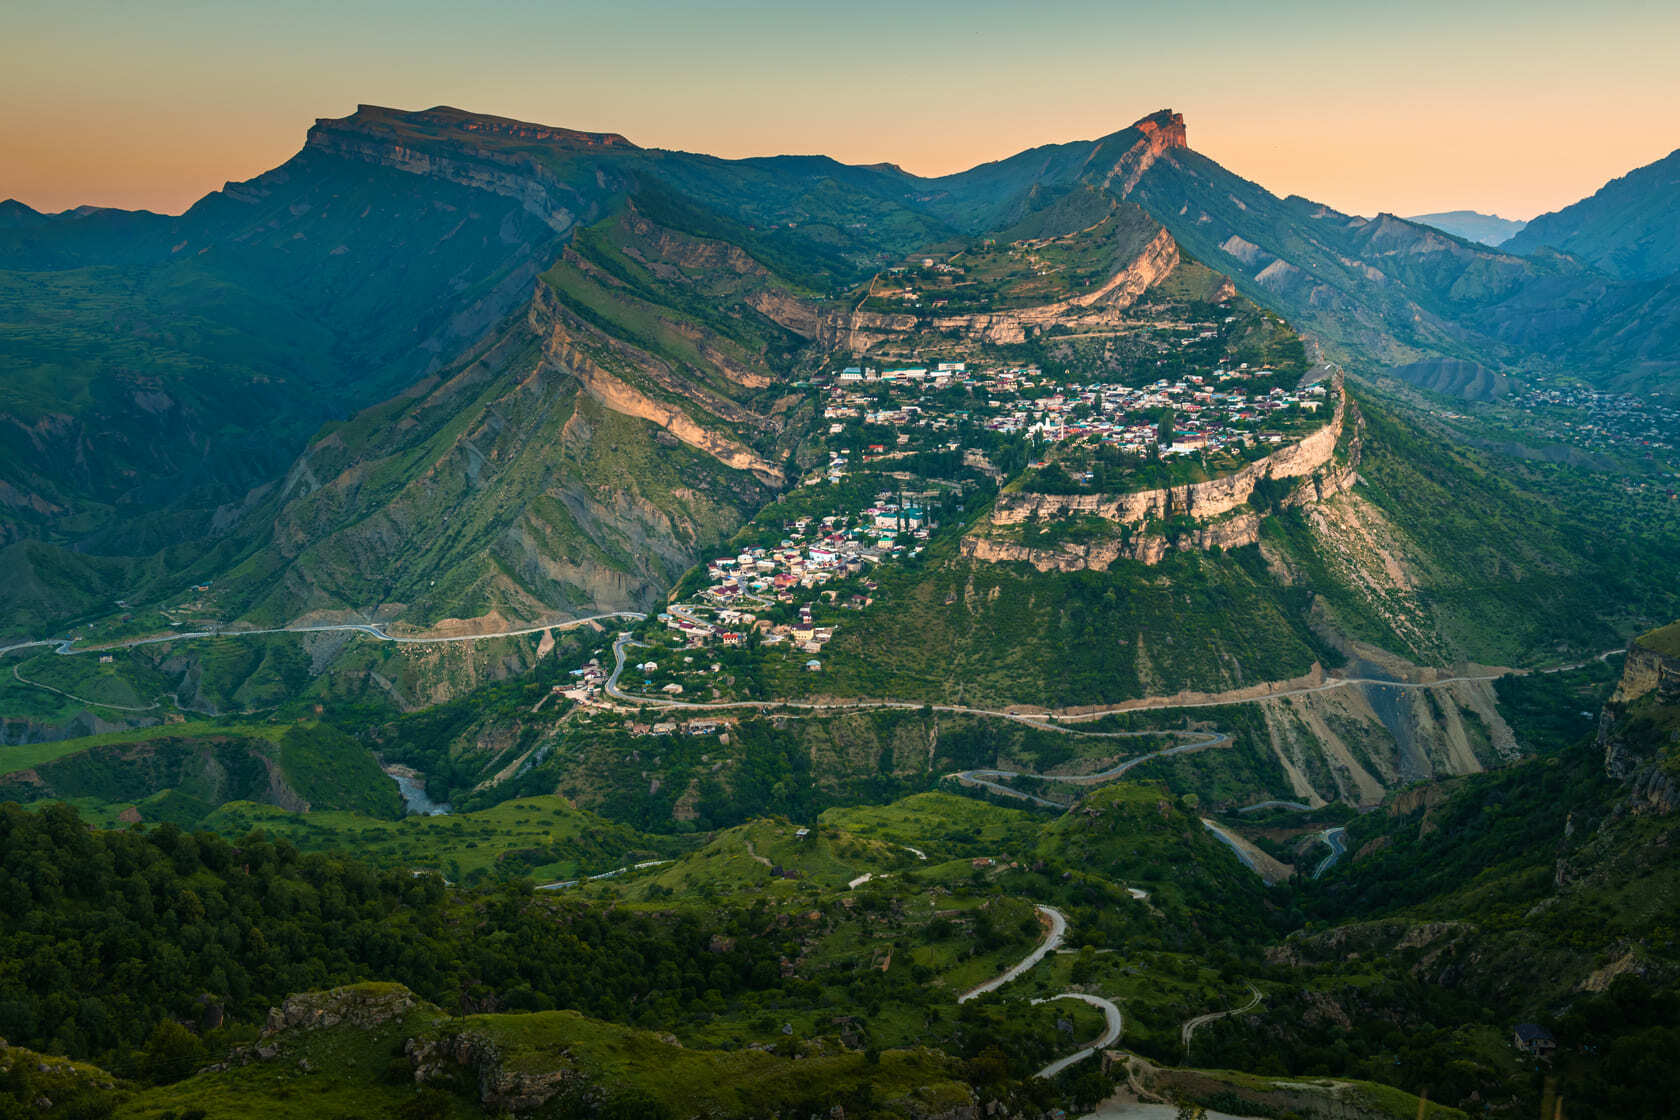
top-left (1192, 672), bottom-right (1680, 1119)
top-left (203, 796), bottom-right (659, 885)
top-left (0, 720), bottom-right (403, 822)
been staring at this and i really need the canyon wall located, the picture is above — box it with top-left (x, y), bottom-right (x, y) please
top-left (529, 285), bottom-right (785, 485)
top-left (1601, 627), bottom-right (1680, 815)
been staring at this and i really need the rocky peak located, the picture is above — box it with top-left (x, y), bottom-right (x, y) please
top-left (1131, 109), bottom-right (1187, 153)
top-left (1104, 110), bottom-right (1188, 196)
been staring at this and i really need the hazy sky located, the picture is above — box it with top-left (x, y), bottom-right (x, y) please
top-left (5, 0), bottom-right (1677, 219)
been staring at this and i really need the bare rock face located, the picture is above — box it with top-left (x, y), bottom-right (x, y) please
top-left (752, 225), bottom-right (1182, 354)
top-left (1111, 110), bottom-right (1188, 196)
top-left (406, 1030), bottom-right (590, 1113)
top-left (261, 983), bottom-right (421, 1037)
top-left (1599, 631), bottom-right (1680, 815)
top-left (529, 285), bottom-right (785, 485)
top-left (991, 376), bottom-right (1352, 530)
top-left (923, 229), bottom-right (1181, 345)
top-left (1609, 637), bottom-right (1680, 708)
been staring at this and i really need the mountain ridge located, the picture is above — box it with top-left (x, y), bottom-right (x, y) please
top-left (1404, 209), bottom-right (1527, 247)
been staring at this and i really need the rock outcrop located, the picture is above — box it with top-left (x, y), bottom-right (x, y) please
top-left (918, 228), bottom-right (1180, 346)
top-left (407, 1030), bottom-right (587, 1114)
top-left (304, 104), bottom-right (629, 234)
top-left (752, 224), bottom-right (1181, 353)
top-left (262, 983), bottom-right (421, 1037)
top-left (991, 375), bottom-right (1350, 528)
top-left (530, 284), bottom-right (785, 485)
top-left (1599, 624), bottom-right (1680, 815)
top-left (1105, 109), bottom-right (1188, 195)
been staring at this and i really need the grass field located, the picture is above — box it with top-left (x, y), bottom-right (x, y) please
top-left (0, 720), bottom-right (284, 776)
top-left (202, 796), bottom-right (663, 885)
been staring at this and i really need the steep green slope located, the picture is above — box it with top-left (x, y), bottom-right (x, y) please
top-left (797, 388), bottom-right (1676, 710)
top-left (1504, 147), bottom-right (1680, 281)
top-left (0, 147), bottom-right (584, 550)
top-left (1123, 145), bottom-right (1680, 398)
top-left (1193, 629), bottom-right (1680, 1119)
top-left (0, 722), bottom-right (402, 821)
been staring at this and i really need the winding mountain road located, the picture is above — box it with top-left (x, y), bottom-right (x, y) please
top-left (958, 905), bottom-right (1067, 1003)
top-left (0, 612), bottom-right (648, 664)
top-left (1310, 827), bottom-right (1349, 880)
top-left (1181, 985), bottom-right (1262, 1054)
top-left (603, 630), bottom-right (1623, 729)
top-left (1032, 993), bottom-right (1125, 1079)
top-left (952, 732), bottom-right (1232, 806)
top-left (1236, 799), bottom-right (1315, 814)
top-left (956, 904), bottom-right (1126, 1080)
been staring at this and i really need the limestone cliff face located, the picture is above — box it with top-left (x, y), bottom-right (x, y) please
top-left (1107, 110), bottom-right (1188, 196)
top-left (529, 284), bottom-right (785, 485)
top-left (1609, 636), bottom-right (1680, 708)
top-left (967, 378), bottom-right (1358, 571)
top-left (923, 228), bottom-right (1180, 346)
top-left (1600, 629), bottom-right (1680, 814)
top-left (992, 375), bottom-right (1350, 529)
top-left (303, 107), bottom-right (625, 234)
top-left (750, 228), bottom-right (1180, 352)
top-left (960, 511), bottom-right (1265, 572)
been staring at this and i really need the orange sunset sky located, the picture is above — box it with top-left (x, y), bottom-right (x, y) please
top-left (4, 0), bottom-right (1678, 220)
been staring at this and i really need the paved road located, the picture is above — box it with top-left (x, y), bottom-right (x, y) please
top-left (952, 731), bottom-right (1232, 806)
top-left (954, 904), bottom-right (1127, 1080)
top-left (600, 626), bottom-right (1623, 736)
top-left (607, 631), bottom-right (1235, 807)
top-left (1310, 827), bottom-right (1348, 880)
top-left (1199, 820), bottom-right (1262, 875)
top-left (1032, 993), bottom-right (1125, 1079)
top-left (1, 612), bottom-right (647, 663)
top-left (1, 613), bottom-right (647, 714)
top-left (959, 904), bottom-right (1067, 1003)
top-left (1236, 799), bottom-right (1315, 814)
top-left (1181, 985), bottom-right (1263, 1053)
top-left (10, 664), bottom-right (161, 712)
top-left (536, 858), bottom-right (671, 891)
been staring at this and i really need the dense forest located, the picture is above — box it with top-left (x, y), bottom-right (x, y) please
top-left (0, 804), bottom-right (800, 1074)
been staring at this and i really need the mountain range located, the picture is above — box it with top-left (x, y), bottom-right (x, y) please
top-left (3, 106), bottom-right (1677, 644)
top-left (1404, 210), bottom-right (1527, 247)
top-left (3, 102), bottom-right (1680, 1120)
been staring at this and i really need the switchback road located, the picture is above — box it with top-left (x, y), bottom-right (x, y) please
top-left (1181, 985), bottom-right (1263, 1054)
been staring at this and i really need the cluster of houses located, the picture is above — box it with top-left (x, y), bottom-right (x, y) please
top-left (1515, 384), bottom-right (1678, 459)
top-left (816, 358), bottom-right (1324, 463)
top-left (635, 496), bottom-right (936, 675)
top-left (980, 368), bottom-right (1325, 456)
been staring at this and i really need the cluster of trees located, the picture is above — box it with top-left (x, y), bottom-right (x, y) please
top-left (0, 803), bottom-right (803, 1074)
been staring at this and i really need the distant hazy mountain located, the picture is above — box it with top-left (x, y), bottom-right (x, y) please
top-left (1503, 148), bottom-right (1680, 281)
top-left (1404, 209), bottom-right (1527, 247)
